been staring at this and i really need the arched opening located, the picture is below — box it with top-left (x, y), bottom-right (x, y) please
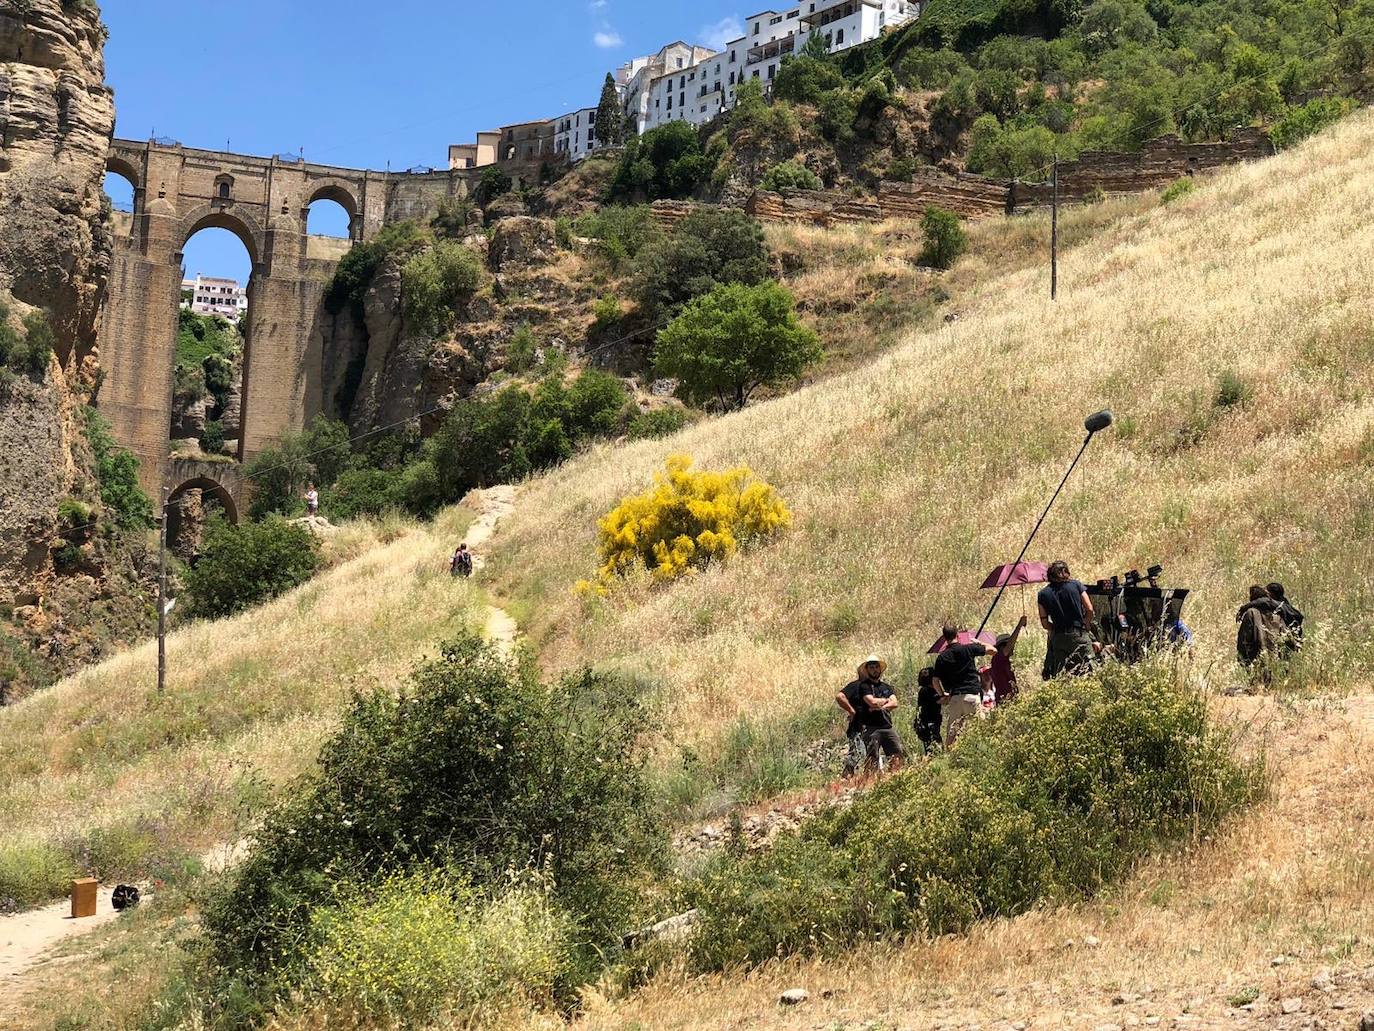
top-left (166, 477), bottom-right (237, 561)
top-left (103, 167), bottom-right (136, 238)
top-left (173, 225), bottom-right (254, 461)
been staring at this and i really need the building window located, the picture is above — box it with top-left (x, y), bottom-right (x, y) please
top-left (680, 92), bottom-right (685, 106)
top-left (730, 51), bottom-right (736, 63)
top-left (836, 28), bottom-right (845, 44)
top-left (753, 21), bottom-right (760, 33)
top-left (676, 57), bottom-right (684, 68)
top-left (752, 69), bottom-right (760, 78)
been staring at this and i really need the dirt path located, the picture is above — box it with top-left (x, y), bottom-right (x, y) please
top-left (1, 489), bottom-right (524, 1018)
top-left (465, 485), bottom-right (520, 653)
top-left (0, 888), bottom-right (122, 1013)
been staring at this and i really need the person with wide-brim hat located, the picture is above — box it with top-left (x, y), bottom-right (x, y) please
top-left (836, 654), bottom-right (904, 777)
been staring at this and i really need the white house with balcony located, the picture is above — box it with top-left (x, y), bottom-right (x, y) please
top-left (181, 274), bottom-right (247, 323)
top-left (639, 0), bottom-right (920, 133)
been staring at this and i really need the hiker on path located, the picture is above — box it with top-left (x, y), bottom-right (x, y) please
top-left (304, 483), bottom-right (319, 517)
top-left (837, 655), bottom-right (887, 777)
top-left (914, 667), bottom-right (943, 755)
top-left (989, 615), bottom-right (1028, 705)
top-left (1237, 585), bottom-right (1286, 671)
top-left (451, 543), bottom-right (474, 578)
top-left (1267, 582), bottom-right (1305, 655)
top-left (1037, 560), bottom-right (1096, 679)
top-left (931, 626), bottom-right (994, 748)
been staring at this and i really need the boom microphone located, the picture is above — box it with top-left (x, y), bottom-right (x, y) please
top-left (1084, 409), bottom-right (1115, 435)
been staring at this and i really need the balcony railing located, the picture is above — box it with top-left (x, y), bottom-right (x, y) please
top-left (746, 35), bottom-right (796, 65)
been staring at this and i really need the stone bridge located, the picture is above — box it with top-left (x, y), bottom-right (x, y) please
top-left (98, 138), bottom-right (480, 517)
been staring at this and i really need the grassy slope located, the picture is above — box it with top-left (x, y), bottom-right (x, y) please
top-left (0, 508), bottom-right (479, 894)
top-left (488, 109), bottom-right (1374, 757)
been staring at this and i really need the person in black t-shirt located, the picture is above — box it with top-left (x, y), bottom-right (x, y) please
top-left (837, 655), bottom-right (886, 777)
top-left (914, 667), bottom-right (943, 754)
top-left (1037, 560), bottom-right (1097, 680)
top-left (1266, 582), bottom-right (1304, 655)
top-left (858, 676), bottom-right (904, 773)
top-left (931, 625), bottom-right (994, 748)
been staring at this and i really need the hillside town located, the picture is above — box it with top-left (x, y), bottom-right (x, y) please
top-left (449, 0), bottom-right (921, 169)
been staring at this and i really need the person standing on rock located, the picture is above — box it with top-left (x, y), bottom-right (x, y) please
top-left (1037, 561), bottom-right (1096, 679)
top-left (304, 483), bottom-right (319, 518)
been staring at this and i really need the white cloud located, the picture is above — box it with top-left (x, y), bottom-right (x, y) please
top-left (588, 0), bottom-right (608, 8)
top-left (593, 29), bottom-right (623, 48)
top-left (699, 16), bottom-right (743, 50)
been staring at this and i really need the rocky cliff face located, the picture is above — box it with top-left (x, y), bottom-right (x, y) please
top-left (0, 1), bottom-right (114, 361)
top-left (0, 2), bottom-right (145, 701)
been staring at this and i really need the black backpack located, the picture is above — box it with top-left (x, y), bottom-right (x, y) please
top-left (458, 551), bottom-right (473, 576)
top-left (112, 884), bottom-right (141, 911)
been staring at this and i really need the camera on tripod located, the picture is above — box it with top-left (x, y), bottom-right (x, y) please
top-left (1085, 563), bottom-right (1190, 663)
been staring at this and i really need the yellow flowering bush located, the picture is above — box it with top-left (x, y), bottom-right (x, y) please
top-left (578, 454), bottom-right (792, 594)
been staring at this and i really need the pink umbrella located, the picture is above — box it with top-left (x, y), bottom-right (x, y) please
top-left (928, 630), bottom-right (998, 655)
top-left (980, 561), bottom-right (1050, 589)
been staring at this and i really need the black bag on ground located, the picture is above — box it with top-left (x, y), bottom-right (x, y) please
top-left (111, 884), bottom-right (141, 911)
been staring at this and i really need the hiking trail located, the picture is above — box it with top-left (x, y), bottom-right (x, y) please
top-left (466, 485), bottom-right (520, 653)
top-left (0, 488), bottom-right (524, 1017)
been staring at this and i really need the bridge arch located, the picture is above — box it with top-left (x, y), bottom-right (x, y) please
top-left (105, 154), bottom-right (142, 199)
top-left (176, 205), bottom-right (266, 271)
top-left (305, 179), bottom-right (361, 239)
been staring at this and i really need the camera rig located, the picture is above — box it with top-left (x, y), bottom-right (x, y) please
top-left (1084, 564), bottom-right (1191, 662)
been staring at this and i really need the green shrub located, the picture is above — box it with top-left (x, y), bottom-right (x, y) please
top-left (656, 281), bottom-right (821, 409)
top-left (202, 634), bottom-right (663, 1001)
top-left (918, 205), bottom-right (969, 270)
top-left (300, 872), bottom-right (573, 1026)
top-left (0, 839), bottom-right (78, 913)
top-left (760, 161), bottom-right (823, 192)
top-left (430, 196), bottom-right (478, 240)
top-left (201, 419), bottom-right (225, 455)
top-left (57, 497), bottom-right (93, 529)
top-left (1214, 368), bottom-right (1253, 409)
top-left (245, 416), bottom-right (351, 519)
top-left (183, 518), bottom-right (319, 619)
top-left (628, 407), bottom-right (693, 441)
top-left (324, 221), bottom-right (430, 318)
top-left (20, 311), bottom-right (54, 375)
top-left (565, 369), bottom-right (629, 442)
top-left (689, 660), bottom-right (1259, 970)
top-left (1270, 97), bottom-right (1357, 151)
top-left (772, 51), bottom-right (846, 104)
top-left (473, 166), bottom-right (513, 207)
top-left (83, 407), bottom-right (152, 529)
top-left (1161, 176), bottom-right (1197, 204)
top-left (506, 325), bottom-right (538, 373)
top-left (885, 157), bottom-right (919, 182)
top-left (324, 467), bottom-right (402, 521)
top-left (573, 205), bottom-right (662, 269)
top-left (401, 240), bottom-right (483, 337)
top-left (817, 89), bottom-right (860, 147)
top-left (419, 387), bottom-right (533, 513)
top-left (53, 542), bottom-right (83, 572)
top-left (632, 207), bottom-right (770, 318)
top-left (607, 121), bottom-right (710, 203)
top-left (592, 294), bottom-right (623, 330)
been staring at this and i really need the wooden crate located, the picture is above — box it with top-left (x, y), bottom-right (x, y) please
top-left (71, 878), bottom-right (98, 919)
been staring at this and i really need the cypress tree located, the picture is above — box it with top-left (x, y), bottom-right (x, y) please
top-left (595, 73), bottom-right (624, 148)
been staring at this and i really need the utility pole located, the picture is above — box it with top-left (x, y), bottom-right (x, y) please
top-left (157, 488), bottom-right (168, 696)
top-left (1051, 154), bottom-right (1060, 302)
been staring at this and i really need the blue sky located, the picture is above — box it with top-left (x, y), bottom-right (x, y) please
top-left (101, 1), bottom-right (746, 284)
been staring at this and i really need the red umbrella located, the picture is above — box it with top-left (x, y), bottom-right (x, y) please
top-left (928, 630), bottom-right (998, 655)
top-left (980, 561), bottom-right (1050, 589)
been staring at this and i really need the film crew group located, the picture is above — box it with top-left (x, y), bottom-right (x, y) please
top-left (836, 620), bottom-right (1027, 776)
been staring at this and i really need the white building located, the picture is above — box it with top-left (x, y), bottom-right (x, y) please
top-left (640, 0), bottom-right (920, 133)
top-left (553, 106), bottom-right (601, 162)
top-left (619, 42), bottom-right (721, 137)
top-left (181, 274), bottom-right (247, 322)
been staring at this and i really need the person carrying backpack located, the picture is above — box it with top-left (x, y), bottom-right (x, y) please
top-left (450, 543), bottom-right (474, 578)
top-left (1236, 585), bottom-right (1286, 671)
top-left (1267, 582), bottom-right (1304, 655)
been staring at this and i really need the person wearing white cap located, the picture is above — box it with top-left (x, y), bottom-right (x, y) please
top-left (836, 654), bottom-right (904, 776)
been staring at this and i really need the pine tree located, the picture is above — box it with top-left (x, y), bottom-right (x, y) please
top-left (595, 73), bottom-right (624, 149)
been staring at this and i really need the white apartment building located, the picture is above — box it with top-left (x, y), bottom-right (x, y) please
top-left (619, 42), bottom-right (721, 137)
top-left (181, 274), bottom-right (247, 322)
top-left (553, 106), bottom-right (600, 162)
top-left (640, 0), bottom-right (920, 133)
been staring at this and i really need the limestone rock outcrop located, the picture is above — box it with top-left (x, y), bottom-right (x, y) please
top-left (487, 216), bottom-right (556, 272)
top-left (0, 1), bottom-right (115, 359)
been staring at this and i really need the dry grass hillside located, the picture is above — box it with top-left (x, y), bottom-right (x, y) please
top-left (489, 109), bottom-right (1374, 756)
top-left (0, 507), bottom-right (479, 907)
